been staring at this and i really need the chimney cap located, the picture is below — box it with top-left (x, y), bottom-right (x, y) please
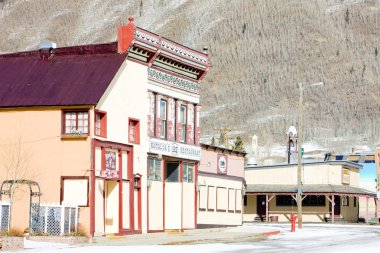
top-left (203, 46), bottom-right (208, 55)
top-left (39, 41), bottom-right (57, 50)
top-left (128, 16), bottom-right (134, 23)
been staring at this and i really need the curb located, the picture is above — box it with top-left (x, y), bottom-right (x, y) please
top-left (261, 230), bottom-right (281, 236)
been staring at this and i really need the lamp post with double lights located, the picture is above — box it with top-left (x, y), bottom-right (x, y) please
top-left (297, 81), bottom-right (323, 229)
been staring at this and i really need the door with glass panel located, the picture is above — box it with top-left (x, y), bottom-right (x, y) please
top-left (164, 161), bottom-right (181, 229)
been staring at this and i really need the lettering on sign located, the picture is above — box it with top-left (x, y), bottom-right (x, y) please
top-left (149, 138), bottom-right (201, 161)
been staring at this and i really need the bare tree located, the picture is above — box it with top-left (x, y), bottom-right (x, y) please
top-left (0, 137), bottom-right (40, 228)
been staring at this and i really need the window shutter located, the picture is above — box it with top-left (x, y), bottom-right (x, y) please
top-left (167, 98), bottom-right (175, 141)
top-left (195, 105), bottom-right (201, 145)
top-left (186, 104), bottom-right (194, 144)
top-left (155, 94), bottom-right (162, 138)
top-left (176, 100), bottom-right (183, 142)
top-left (147, 92), bottom-right (155, 137)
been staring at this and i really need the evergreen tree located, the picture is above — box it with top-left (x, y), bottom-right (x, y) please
top-left (233, 136), bottom-right (244, 151)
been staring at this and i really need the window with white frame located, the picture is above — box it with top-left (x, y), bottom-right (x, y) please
top-left (160, 99), bottom-right (167, 139)
top-left (180, 105), bottom-right (187, 143)
top-left (63, 111), bottom-right (89, 135)
top-left (148, 157), bottom-right (161, 181)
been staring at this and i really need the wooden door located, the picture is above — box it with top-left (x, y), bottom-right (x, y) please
top-left (257, 195), bottom-right (266, 217)
top-left (329, 195), bottom-right (341, 215)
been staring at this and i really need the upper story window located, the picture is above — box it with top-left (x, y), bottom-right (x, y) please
top-left (129, 118), bottom-right (140, 144)
top-left (160, 99), bottom-right (167, 139)
top-left (95, 111), bottom-right (107, 137)
top-left (180, 105), bottom-right (187, 143)
top-left (63, 110), bottom-right (89, 135)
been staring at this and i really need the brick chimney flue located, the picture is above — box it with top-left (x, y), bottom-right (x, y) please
top-left (117, 17), bottom-right (136, 54)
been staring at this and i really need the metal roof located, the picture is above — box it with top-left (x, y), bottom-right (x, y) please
top-left (245, 184), bottom-right (376, 197)
top-left (0, 42), bottom-right (125, 108)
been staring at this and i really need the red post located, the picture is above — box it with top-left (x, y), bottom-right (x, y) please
top-left (291, 214), bottom-right (297, 232)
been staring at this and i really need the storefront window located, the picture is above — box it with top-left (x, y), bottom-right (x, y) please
top-left (166, 162), bottom-right (179, 182)
top-left (182, 163), bottom-right (194, 183)
top-left (148, 158), bottom-right (161, 181)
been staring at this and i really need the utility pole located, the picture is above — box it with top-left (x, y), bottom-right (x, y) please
top-left (297, 83), bottom-right (303, 229)
top-left (297, 81), bottom-right (323, 229)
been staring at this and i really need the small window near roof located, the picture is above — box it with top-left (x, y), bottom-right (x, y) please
top-left (95, 111), bottom-right (107, 137)
top-left (62, 110), bottom-right (89, 135)
top-left (129, 118), bottom-right (140, 144)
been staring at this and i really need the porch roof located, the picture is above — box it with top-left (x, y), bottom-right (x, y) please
top-left (245, 184), bottom-right (376, 197)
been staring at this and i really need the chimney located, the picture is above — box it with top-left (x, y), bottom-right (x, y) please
top-left (117, 16), bottom-right (136, 54)
top-left (38, 40), bottom-right (56, 60)
top-left (39, 41), bottom-right (57, 50)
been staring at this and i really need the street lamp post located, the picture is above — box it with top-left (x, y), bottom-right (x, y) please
top-left (297, 81), bottom-right (323, 229)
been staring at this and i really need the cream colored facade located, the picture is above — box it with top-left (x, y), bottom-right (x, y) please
top-left (197, 145), bottom-right (246, 227)
top-left (245, 162), bottom-right (360, 186)
top-left (243, 161), bottom-right (374, 223)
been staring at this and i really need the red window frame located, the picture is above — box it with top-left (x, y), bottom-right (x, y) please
top-left (129, 118), bottom-right (140, 144)
top-left (61, 109), bottom-right (90, 136)
top-left (95, 110), bottom-right (107, 138)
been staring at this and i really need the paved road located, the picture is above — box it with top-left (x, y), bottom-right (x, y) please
top-left (21, 224), bottom-right (380, 253)
top-left (237, 224), bottom-right (380, 253)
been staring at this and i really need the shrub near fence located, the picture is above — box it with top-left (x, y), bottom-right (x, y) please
top-left (30, 203), bottom-right (78, 235)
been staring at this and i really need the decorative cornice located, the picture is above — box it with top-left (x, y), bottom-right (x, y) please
top-left (135, 29), bottom-right (159, 45)
top-left (148, 68), bottom-right (200, 94)
top-left (160, 40), bottom-right (208, 64)
top-left (134, 27), bottom-right (208, 67)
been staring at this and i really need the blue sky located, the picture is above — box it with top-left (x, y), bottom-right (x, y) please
top-left (359, 163), bottom-right (376, 192)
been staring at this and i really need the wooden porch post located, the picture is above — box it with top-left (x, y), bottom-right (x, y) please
top-left (332, 194), bottom-right (335, 224)
top-left (266, 194), bottom-right (269, 222)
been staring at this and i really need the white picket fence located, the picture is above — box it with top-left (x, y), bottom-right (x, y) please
top-left (30, 203), bottom-right (78, 235)
top-left (0, 201), bottom-right (10, 231)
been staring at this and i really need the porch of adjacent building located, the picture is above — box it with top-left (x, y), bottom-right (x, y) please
top-left (243, 185), bottom-right (377, 224)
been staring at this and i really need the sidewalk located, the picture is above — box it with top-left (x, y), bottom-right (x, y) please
top-left (91, 225), bottom-right (282, 246)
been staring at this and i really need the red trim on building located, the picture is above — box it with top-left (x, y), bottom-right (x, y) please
top-left (95, 109), bottom-right (107, 138)
top-left (118, 151), bottom-right (123, 233)
top-left (90, 140), bottom-right (96, 236)
top-left (163, 160), bottom-right (166, 229)
top-left (128, 117), bottom-right (140, 144)
top-left (194, 163), bottom-right (198, 228)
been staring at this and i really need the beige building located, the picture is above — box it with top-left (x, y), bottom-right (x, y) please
top-left (0, 18), bottom-right (209, 236)
top-left (244, 161), bottom-right (377, 223)
top-left (197, 144), bottom-right (246, 227)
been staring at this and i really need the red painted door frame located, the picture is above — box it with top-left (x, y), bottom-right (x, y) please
top-left (90, 139), bottom-right (134, 236)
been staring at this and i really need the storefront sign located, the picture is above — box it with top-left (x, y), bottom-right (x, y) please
top-left (149, 138), bottom-right (201, 161)
top-left (97, 169), bottom-right (119, 179)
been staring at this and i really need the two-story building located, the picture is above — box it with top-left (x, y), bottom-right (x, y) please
top-left (0, 18), bottom-right (209, 236)
top-left (243, 161), bottom-right (377, 223)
